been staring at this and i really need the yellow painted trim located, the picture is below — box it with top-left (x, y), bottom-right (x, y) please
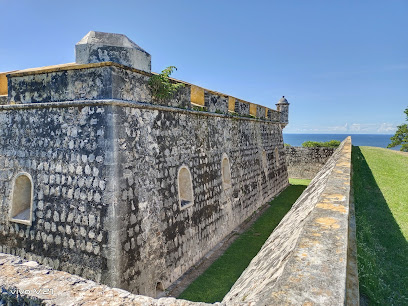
top-left (249, 103), bottom-right (257, 116)
top-left (0, 73), bottom-right (7, 96)
top-left (191, 85), bottom-right (205, 106)
top-left (265, 108), bottom-right (269, 118)
top-left (228, 97), bottom-right (236, 112)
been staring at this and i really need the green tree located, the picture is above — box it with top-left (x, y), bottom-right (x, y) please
top-left (148, 66), bottom-right (184, 102)
top-left (388, 107), bottom-right (408, 152)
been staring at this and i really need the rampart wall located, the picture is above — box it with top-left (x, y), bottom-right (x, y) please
top-left (0, 29), bottom-right (293, 297)
top-left (285, 146), bottom-right (335, 179)
top-left (0, 137), bottom-right (357, 305)
top-left (0, 99), bottom-right (288, 296)
top-left (225, 137), bottom-right (357, 304)
top-left (113, 102), bottom-right (288, 294)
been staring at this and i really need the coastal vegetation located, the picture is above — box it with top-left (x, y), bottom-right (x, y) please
top-left (352, 146), bottom-right (408, 304)
top-left (178, 178), bottom-right (310, 303)
top-left (387, 107), bottom-right (408, 152)
top-left (301, 140), bottom-right (340, 148)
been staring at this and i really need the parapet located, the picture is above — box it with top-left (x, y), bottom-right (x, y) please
top-left (0, 253), bottom-right (215, 305)
top-left (0, 31), bottom-right (289, 126)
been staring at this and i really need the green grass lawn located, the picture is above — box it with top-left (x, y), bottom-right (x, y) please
top-left (178, 178), bottom-right (310, 303)
top-left (352, 146), bottom-right (408, 305)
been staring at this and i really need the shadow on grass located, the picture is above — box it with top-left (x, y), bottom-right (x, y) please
top-left (178, 182), bottom-right (308, 303)
top-left (352, 146), bottom-right (408, 305)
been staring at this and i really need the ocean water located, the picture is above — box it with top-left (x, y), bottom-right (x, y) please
top-left (283, 134), bottom-right (401, 150)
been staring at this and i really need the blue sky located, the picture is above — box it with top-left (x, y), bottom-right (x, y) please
top-left (1, 0), bottom-right (407, 134)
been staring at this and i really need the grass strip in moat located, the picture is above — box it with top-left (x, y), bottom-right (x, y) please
top-left (352, 146), bottom-right (408, 305)
top-left (178, 178), bottom-right (310, 303)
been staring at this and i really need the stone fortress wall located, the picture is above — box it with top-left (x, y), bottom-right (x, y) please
top-left (224, 137), bottom-right (357, 305)
top-left (0, 137), bottom-right (358, 305)
top-left (285, 146), bottom-right (336, 179)
top-left (0, 31), bottom-right (290, 297)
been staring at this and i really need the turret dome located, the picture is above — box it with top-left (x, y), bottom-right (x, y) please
top-left (276, 96), bottom-right (289, 105)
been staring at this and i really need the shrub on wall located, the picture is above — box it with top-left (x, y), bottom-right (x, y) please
top-left (148, 66), bottom-right (185, 102)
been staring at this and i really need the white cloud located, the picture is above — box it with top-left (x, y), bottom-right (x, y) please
top-left (326, 124), bottom-right (348, 132)
top-left (285, 122), bottom-right (397, 134)
top-left (377, 123), bottom-right (397, 133)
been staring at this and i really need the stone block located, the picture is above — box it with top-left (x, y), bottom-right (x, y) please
top-left (204, 91), bottom-right (228, 114)
top-left (0, 96), bottom-right (7, 105)
top-left (234, 99), bottom-right (250, 115)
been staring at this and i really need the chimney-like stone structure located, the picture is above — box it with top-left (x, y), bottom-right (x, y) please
top-left (75, 31), bottom-right (151, 72)
top-left (276, 96), bottom-right (290, 128)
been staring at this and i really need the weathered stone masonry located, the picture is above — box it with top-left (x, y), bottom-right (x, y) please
top-left (224, 137), bottom-right (358, 305)
top-left (0, 105), bottom-right (115, 284)
top-left (285, 146), bottom-right (335, 179)
top-left (0, 137), bottom-right (358, 305)
top-left (115, 105), bottom-right (288, 295)
top-left (0, 31), bottom-right (290, 297)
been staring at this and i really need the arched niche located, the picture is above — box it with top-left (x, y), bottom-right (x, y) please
top-left (262, 150), bottom-right (268, 171)
top-left (221, 153), bottom-right (232, 190)
top-left (156, 282), bottom-right (165, 298)
top-left (9, 172), bottom-right (33, 225)
top-left (178, 166), bottom-right (194, 209)
top-left (275, 147), bottom-right (280, 167)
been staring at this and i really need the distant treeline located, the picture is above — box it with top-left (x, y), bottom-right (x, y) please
top-left (302, 140), bottom-right (341, 148)
top-left (285, 140), bottom-right (341, 148)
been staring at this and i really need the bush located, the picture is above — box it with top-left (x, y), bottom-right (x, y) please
top-left (148, 66), bottom-right (184, 102)
top-left (301, 140), bottom-right (341, 148)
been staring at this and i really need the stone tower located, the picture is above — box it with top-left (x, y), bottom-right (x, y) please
top-left (276, 96), bottom-right (290, 128)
